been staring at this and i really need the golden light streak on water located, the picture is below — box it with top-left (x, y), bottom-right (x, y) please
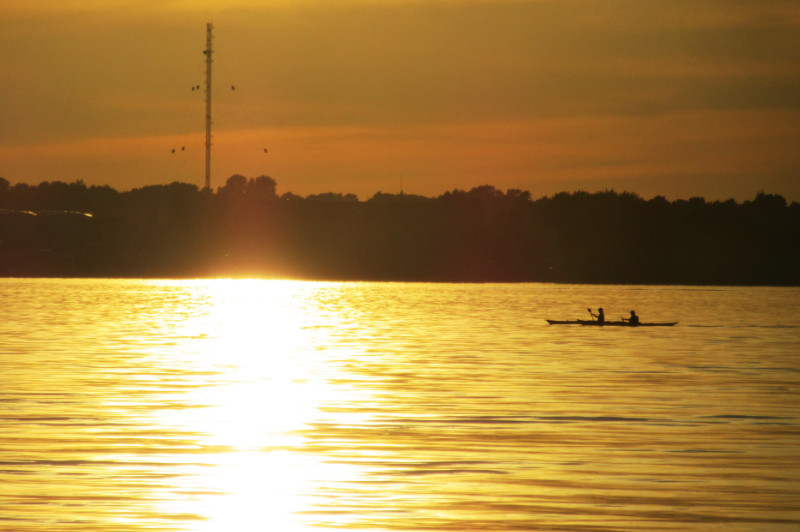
top-left (130, 280), bottom-right (366, 530)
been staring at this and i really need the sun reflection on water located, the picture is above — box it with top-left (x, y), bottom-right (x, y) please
top-left (142, 280), bottom-right (363, 530)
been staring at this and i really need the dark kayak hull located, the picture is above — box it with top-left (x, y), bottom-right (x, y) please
top-left (546, 319), bottom-right (677, 327)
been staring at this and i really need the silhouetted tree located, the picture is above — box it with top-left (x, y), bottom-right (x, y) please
top-left (0, 177), bottom-right (10, 208)
top-left (0, 177), bottom-right (797, 284)
top-left (305, 192), bottom-right (358, 202)
top-left (247, 175), bottom-right (278, 202)
top-left (218, 174), bottom-right (248, 197)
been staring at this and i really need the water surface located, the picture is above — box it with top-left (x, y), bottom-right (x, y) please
top-left (1, 279), bottom-right (799, 531)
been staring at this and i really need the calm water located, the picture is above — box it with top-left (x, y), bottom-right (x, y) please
top-left (1, 279), bottom-right (799, 531)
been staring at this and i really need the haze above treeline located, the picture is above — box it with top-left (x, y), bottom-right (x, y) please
top-left (1, 176), bottom-right (798, 286)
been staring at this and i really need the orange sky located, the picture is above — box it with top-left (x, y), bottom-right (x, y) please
top-left (1, 0), bottom-right (799, 201)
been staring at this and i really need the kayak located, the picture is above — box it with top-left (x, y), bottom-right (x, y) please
top-left (546, 319), bottom-right (677, 327)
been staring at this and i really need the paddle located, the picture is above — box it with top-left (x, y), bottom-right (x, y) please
top-left (588, 308), bottom-right (605, 323)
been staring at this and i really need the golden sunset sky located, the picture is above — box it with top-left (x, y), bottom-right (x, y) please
top-left (1, 0), bottom-right (799, 201)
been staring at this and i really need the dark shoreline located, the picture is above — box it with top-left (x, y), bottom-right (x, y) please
top-left (2, 275), bottom-right (798, 289)
top-left (2, 179), bottom-right (799, 286)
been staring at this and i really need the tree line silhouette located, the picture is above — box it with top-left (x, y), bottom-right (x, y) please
top-left (1, 175), bottom-right (798, 285)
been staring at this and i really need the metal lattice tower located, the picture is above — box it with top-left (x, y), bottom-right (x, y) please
top-left (203, 23), bottom-right (213, 190)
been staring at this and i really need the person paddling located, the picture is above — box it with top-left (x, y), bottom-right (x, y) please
top-left (622, 310), bottom-right (640, 326)
top-left (588, 307), bottom-right (605, 325)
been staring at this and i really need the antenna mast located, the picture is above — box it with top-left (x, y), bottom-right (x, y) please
top-left (203, 23), bottom-right (213, 190)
